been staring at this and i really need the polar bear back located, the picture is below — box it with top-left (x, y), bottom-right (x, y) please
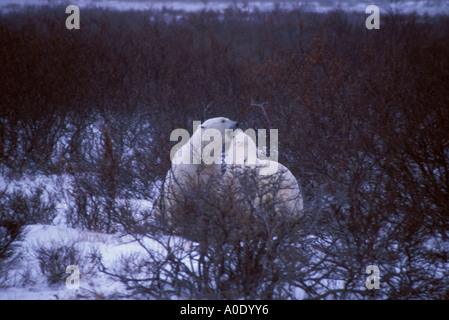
top-left (224, 132), bottom-right (303, 217)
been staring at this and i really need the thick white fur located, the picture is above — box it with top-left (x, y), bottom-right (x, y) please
top-left (158, 117), bottom-right (238, 222)
top-left (224, 131), bottom-right (303, 217)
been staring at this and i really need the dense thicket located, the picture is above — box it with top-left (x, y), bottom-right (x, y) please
top-left (1, 5), bottom-right (448, 299)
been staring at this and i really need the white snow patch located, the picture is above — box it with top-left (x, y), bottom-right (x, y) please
top-left (0, 224), bottom-right (169, 299)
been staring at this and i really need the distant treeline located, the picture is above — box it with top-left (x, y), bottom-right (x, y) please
top-left (1, 6), bottom-right (448, 174)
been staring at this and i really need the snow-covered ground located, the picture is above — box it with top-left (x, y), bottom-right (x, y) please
top-left (0, 172), bottom-right (164, 299)
top-left (0, 217), bottom-right (189, 299)
top-left (0, 224), bottom-right (126, 299)
top-left (1, 0), bottom-right (448, 15)
top-left (0, 223), bottom-right (193, 299)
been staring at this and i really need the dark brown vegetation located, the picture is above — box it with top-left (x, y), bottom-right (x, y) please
top-left (0, 5), bottom-right (448, 298)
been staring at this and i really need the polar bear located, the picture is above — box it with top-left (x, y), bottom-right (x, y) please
top-left (155, 117), bottom-right (239, 228)
top-left (169, 117), bottom-right (239, 186)
top-left (224, 131), bottom-right (303, 218)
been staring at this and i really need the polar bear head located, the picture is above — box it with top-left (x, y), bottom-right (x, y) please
top-left (225, 129), bottom-right (258, 165)
top-left (200, 117), bottom-right (239, 140)
top-left (185, 117), bottom-right (239, 165)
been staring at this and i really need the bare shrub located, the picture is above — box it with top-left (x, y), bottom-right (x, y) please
top-left (4, 188), bottom-right (58, 225)
top-left (102, 164), bottom-right (306, 299)
top-left (0, 217), bottom-right (26, 288)
top-left (33, 240), bottom-right (101, 288)
top-left (0, 183), bottom-right (58, 287)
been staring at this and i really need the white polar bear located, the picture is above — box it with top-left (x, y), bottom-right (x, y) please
top-left (156, 117), bottom-right (239, 225)
top-left (169, 116), bottom-right (239, 185)
top-left (224, 131), bottom-right (303, 218)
